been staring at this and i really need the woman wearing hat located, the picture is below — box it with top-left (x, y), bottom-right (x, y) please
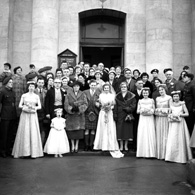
top-left (155, 84), bottom-right (171, 160)
top-left (65, 81), bottom-right (88, 153)
top-left (136, 87), bottom-right (156, 158)
top-left (12, 66), bottom-right (26, 117)
top-left (12, 81), bottom-right (43, 158)
top-left (165, 91), bottom-right (192, 163)
top-left (94, 69), bottom-right (105, 93)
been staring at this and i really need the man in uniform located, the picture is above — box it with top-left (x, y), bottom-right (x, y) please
top-left (0, 76), bottom-right (17, 157)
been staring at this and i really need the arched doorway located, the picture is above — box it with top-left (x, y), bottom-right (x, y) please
top-left (79, 9), bottom-right (126, 68)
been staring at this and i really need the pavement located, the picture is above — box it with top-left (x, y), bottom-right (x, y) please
top-left (0, 152), bottom-right (193, 195)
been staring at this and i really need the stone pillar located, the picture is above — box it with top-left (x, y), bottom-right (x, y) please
top-left (125, 0), bottom-right (146, 72)
top-left (146, 0), bottom-right (173, 78)
top-left (192, 1), bottom-right (195, 75)
top-left (31, 0), bottom-right (59, 70)
top-left (173, 0), bottom-right (191, 78)
top-left (0, 0), bottom-right (10, 72)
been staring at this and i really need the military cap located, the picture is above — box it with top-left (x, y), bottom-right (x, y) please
top-left (2, 76), bottom-right (12, 85)
top-left (151, 69), bottom-right (159, 74)
top-left (38, 66), bottom-right (52, 74)
top-left (163, 68), bottom-right (172, 74)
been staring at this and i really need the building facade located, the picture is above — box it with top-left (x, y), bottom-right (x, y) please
top-left (0, 0), bottom-right (195, 78)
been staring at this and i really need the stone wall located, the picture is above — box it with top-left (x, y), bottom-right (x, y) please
top-left (1, 0), bottom-right (194, 76)
top-left (0, 0), bottom-right (10, 73)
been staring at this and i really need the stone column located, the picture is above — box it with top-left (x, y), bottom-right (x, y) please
top-left (31, 0), bottom-right (59, 70)
top-left (0, 0), bottom-right (10, 72)
top-left (192, 1), bottom-right (195, 75)
top-left (146, 0), bottom-right (173, 78)
top-left (125, 0), bottom-right (146, 72)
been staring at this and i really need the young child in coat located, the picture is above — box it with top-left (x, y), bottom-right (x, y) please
top-left (44, 108), bottom-right (70, 157)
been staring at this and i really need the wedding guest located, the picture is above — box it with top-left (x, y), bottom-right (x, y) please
top-left (93, 83), bottom-right (124, 158)
top-left (61, 76), bottom-right (72, 95)
top-left (46, 77), bottom-right (54, 90)
top-left (140, 72), bottom-right (153, 95)
top-left (84, 80), bottom-right (100, 151)
top-left (136, 87), bottom-right (156, 158)
top-left (119, 68), bottom-right (136, 93)
top-left (0, 76), bottom-right (17, 157)
top-left (12, 81), bottom-right (43, 158)
top-left (97, 62), bottom-right (109, 82)
top-left (132, 69), bottom-right (141, 81)
top-left (155, 84), bottom-right (171, 160)
top-left (55, 68), bottom-right (63, 79)
top-left (150, 69), bottom-right (162, 91)
top-left (12, 66), bottom-right (26, 117)
top-left (108, 70), bottom-right (118, 93)
top-left (65, 81), bottom-right (88, 153)
top-left (94, 70), bottom-right (105, 92)
top-left (183, 73), bottom-right (195, 135)
top-left (114, 82), bottom-right (136, 152)
top-left (165, 91), bottom-right (192, 163)
top-left (132, 78), bottom-right (144, 151)
top-left (45, 78), bottom-right (65, 119)
top-left (77, 73), bottom-right (89, 91)
top-left (34, 77), bottom-right (47, 145)
top-left (152, 78), bottom-right (162, 102)
top-left (0, 63), bottom-right (12, 88)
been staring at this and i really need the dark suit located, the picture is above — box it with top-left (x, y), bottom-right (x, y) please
top-left (117, 78), bottom-right (136, 94)
top-left (183, 81), bottom-right (195, 135)
top-left (35, 88), bottom-right (47, 145)
top-left (45, 88), bottom-right (65, 119)
top-left (0, 86), bottom-right (17, 156)
top-left (132, 89), bottom-right (143, 151)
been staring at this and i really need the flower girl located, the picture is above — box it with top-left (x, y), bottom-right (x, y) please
top-left (44, 108), bottom-right (70, 157)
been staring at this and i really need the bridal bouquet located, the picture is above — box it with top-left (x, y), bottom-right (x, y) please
top-left (102, 103), bottom-right (112, 123)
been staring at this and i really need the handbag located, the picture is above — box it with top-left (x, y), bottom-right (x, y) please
top-left (125, 114), bottom-right (134, 122)
top-left (88, 111), bottom-right (96, 122)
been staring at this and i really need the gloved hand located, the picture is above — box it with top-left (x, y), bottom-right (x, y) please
top-left (71, 105), bottom-right (79, 113)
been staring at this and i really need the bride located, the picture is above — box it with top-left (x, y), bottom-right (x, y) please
top-left (93, 83), bottom-right (124, 158)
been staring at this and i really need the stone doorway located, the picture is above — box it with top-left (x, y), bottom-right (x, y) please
top-left (79, 9), bottom-right (126, 68)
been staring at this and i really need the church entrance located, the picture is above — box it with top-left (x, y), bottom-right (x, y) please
top-left (81, 46), bottom-right (123, 68)
top-left (79, 9), bottom-right (126, 68)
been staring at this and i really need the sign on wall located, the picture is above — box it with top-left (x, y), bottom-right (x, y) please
top-left (58, 49), bottom-right (77, 67)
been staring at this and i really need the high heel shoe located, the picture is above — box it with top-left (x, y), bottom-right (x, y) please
top-left (74, 149), bottom-right (78, 153)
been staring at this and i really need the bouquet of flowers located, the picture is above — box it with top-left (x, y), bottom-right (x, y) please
top-left (155, 108), bottom-right (169, 116)
top-left (168, 113), bottom-right (181, 122)
top-left (22, 102), bottom-right (36, 113)
top-left (102, 103), bottom-right (112, 123)
top-left (140, 108), bottom-right (154, 116)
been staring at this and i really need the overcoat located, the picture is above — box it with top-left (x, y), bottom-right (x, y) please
top-left (65, 89), bottom-right (88, 131)
top-left (114, 91), bottom-right (136, 140)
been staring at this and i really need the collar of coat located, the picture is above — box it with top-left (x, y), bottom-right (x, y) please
top-left (116, 91), bottom-right (135, 102)
top-left (68, 88), bottom-right (83, 99)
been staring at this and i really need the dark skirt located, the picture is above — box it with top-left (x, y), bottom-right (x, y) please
top-left (66, 130), bottom-right (84, 140)
top-left (117, 122), bottom-right (134, 140)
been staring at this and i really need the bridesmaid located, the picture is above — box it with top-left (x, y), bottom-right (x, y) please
top-left (12, 81), bottom-right (43, 158)
top-left (165, 91), bottom-right (192, 163)
top-left (136, 87), bottom-right (156, 158)
top-left (155, 84), bottom-right (171, 160)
